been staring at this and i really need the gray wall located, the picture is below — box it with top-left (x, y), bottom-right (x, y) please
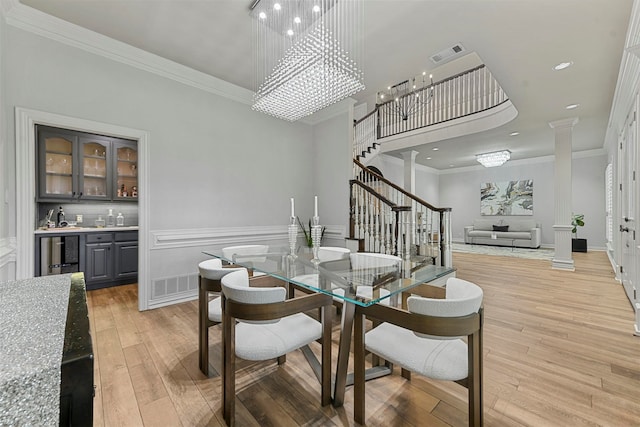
top-left (2, 24), bottom-right (352, 305)
top-left (4, 26), bottom-right (314, 232)
top-left (312, 110), bottom-right (353, 245)
top-left (376, 152), bottom-right (607, 249)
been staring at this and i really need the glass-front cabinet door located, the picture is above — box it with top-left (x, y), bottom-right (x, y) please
top-left (38, 128), bottom-right (77, 200)
top-left (37, 125), bottom-right (138, 202)
top-left (80, 137), bottom-right (110, 200)
top-left (114, 142), bottom-right (138, 200)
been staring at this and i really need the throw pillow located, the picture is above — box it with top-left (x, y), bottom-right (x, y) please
top-left (493, 225), bottom-right (509, 232)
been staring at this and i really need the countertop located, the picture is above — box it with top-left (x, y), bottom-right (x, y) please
top-left (0, 274), bottom-right (72, 425)
top-left (34, 225), bottom-right (139, 235)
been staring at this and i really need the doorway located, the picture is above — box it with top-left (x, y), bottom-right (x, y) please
top-left (15, 107), bottom-right (151, 310)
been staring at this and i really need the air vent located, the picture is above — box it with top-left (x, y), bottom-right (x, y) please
top-left (429, 43), bottom-right (466, 64)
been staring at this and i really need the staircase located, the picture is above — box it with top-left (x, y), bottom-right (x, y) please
top-left (350, 159), bottom-right (452, 267)
top-left (349, 64), bottom-right (510, 266)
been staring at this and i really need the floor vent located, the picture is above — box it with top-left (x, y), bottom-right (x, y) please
top-left (152, 273), bottom-right (198, 299)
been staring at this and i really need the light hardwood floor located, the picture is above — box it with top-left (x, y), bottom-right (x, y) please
top-left (88, 251), bottom-right (640, 426)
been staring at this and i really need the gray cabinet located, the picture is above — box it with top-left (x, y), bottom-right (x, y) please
top-left (114, 232), bottom-right (138, 279)
top-left (84, 231), bottom-right (138, 289)
top-left (85, 233), bottom-right (114, 283)
top-left (37, 125), bottom-right (136, 202)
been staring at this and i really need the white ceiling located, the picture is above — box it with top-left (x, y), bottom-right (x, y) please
top-left (19, 0), bottom-right (634, 170)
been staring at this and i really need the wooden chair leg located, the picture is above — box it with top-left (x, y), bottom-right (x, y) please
top-left (222, 297), bottom-right (235, 427)
top-left (277, 355), bottom-right (286, 365)
top-left (321, 304), bottom-right (331, 406)
top-left (468, 329), bottom-right (483, 427)
top-left (354, 310), bottom-right (366, 425)
top-left (198, 279), bottom-right (209, 376)
top-left (401, 368), bottom-right (411, 380)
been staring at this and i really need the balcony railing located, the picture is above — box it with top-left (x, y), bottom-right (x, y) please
top-left (377, 64), bottom-right (508, 139)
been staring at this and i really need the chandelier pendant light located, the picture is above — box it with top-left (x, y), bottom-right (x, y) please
top-left (378, 72), bottom-right (434, 121)
top-left (476, 150), bottom-right (511, 167)
top-left (250, 0), bottom-right (365, 121)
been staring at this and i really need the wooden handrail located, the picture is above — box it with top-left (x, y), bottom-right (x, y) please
top-left (350, 179), bottom-right (402, 209)
top-left (354, 108), bottom-right (378, 127)
top-left (354, 158), bottom-right (451, 213)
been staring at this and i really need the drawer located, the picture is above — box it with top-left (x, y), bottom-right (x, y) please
top-left (86, 233), bottom-right (113, 243)
top-left (115, 231), bottom-right (138, 242)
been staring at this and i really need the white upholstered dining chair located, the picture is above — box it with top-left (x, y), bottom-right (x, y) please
top-left (221, 244), bottom-right (269, 276)
top-left (343, 252), bottom-right (402, 304)
top-left (353, 277), bottom-right (484, 426)
top-left (221, 269), bottom-right (333, 426)
top-left (197, 258), bottom-right (246, 376)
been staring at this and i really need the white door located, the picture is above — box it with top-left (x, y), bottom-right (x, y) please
top-left (619, 106), bottom-right (637, 317)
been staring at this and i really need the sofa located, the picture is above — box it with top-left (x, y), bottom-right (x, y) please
top-left (464, 218), bottom-right (541, 248)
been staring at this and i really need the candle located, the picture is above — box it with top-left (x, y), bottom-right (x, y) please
top-left (290, 198), bottom-right (295, 218)
top-left (314, 196), bottom-right (318, 217)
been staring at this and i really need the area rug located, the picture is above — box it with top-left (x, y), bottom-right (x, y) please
top-left (451, 242), bottom-right (554, 260)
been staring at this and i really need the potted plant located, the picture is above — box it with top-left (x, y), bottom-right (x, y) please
top-left (297, 216), bottom-right (326, 248)
top-left (571, 213), bottom-right (587, 252)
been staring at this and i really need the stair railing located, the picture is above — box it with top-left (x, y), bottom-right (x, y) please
top-left (352, 109), bottom-right (378, 163)
top-left (377, 64), bottom-right (507, 139)
top-left (352, 65), bottom-right (509, 164)
top-left (351, 159), bottom-right (452, 267)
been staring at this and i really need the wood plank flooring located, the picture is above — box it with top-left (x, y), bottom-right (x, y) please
top-left (88, 251), bottom-right (640, 426)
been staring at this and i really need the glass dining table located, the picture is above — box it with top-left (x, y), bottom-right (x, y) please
top-left (203, 245), bottom-right (455, 407)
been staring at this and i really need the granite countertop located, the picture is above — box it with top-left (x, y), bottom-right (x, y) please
top-left (34, 225), bottom-right (139, 235)
top-left (0, 274), bottom-right (73, 425)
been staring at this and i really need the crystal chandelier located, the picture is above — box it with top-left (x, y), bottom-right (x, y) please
top-left (476, 150), bottom-right (511, 167)
top-left (377, 72), bottom-right (434, 121)
top-left (250, 0), bottom-right (365, 121)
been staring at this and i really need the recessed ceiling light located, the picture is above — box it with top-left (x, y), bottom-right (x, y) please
top-left (432, 147), bottom-right (439, 151)
top-left (426, 157), bottom-right (432, 160)
top-left (449, 164), bottom-right (455, 167)
top-left (509, 131), bottom-right (520, 136)
top-left (553, 61), bottom-right (573, 71)
top-left (287, 29), bottom-right (294, 36)
top-left (294, 16), bottom-right (301, 24)
top-left (274, 3), bottom-right (281, 10)
top-left (258, 11), bottom-right (267, 19)
top-left (566, 103), bottom-right (580, 110)
top-left (312, 5), bottom-right (321, 12)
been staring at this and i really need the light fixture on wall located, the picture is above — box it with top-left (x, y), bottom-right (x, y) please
top-left (476, 150), bottom-right (511, 167)
top-left (377, 72), bottom-right (434, 121)
top-left (250, 0), bottom-right (365, 121)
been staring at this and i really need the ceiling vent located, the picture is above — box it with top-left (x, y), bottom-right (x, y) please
top-left (429, 43), bottom-right (466, 65)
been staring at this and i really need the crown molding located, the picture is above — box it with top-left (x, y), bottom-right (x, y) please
top-left (3, 2), bottom-right (254, 105)
top-left (2, 2), bottom-right (359, 125)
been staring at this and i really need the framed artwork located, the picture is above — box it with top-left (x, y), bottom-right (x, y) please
top-left (480, 180), bottom-right (533, 216)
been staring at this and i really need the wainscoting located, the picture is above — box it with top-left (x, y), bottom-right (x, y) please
top-left (145, 225), bottom-right (346, 310)
top-left (0, 238), bottom-right (17, 282)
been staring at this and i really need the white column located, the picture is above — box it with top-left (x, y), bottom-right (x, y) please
top-left (401, 150), bottom-right (418, 257)
top-left (549, 117), bottom-right (579, 271)
top-left (401, 150), bottom-right (418, 193)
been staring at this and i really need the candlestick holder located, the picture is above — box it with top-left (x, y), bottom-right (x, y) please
top-left (288, 216), bottom-right (298, 257)
top-left (311, 216), bottom-right (322, 262)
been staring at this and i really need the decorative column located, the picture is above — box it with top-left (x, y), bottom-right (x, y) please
top-left (401, 150), bottom-right (418, 194)
top-left (549, 118), bottom-right (579, 271)
top-left (401, 150), bottom-right (418, 256)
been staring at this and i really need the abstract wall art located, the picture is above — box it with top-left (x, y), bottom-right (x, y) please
top-left (480, 180), bottom-right (533, 216)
